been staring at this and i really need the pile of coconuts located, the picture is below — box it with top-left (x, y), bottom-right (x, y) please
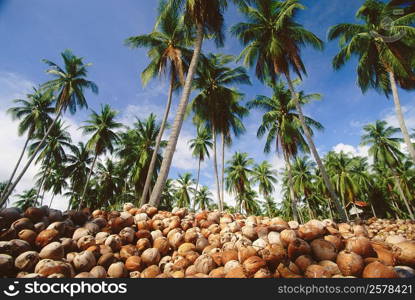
top-left (0, 204), bottom-right (414, 279)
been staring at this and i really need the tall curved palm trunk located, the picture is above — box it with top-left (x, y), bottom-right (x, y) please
top-left (35, 154), bottom-right (52, 206)
top-left (212, 125), bottom-right (222, 211)
top-left (283, 153), bottom-right (298, 222)
top-left (192, 158), bottom-right (202, 211)
top-left (0, 107), bottom-right (63, 206)
top-left (221, 132), bottom-right (225, 209)
top-left (140, 72), bottom-right (175, 207)
top-left (389, 71), bottom-right (415, 164)
top-left (0, 135), bottom-right (31, 202)
top-left (285, 74), bottom-right (347, 221)
top-left (79, 151), bottom-right (98, 210)
top-left (393, 172), bottom-right (414, 219)
top-left (149, 24), bottom-right (204, 207)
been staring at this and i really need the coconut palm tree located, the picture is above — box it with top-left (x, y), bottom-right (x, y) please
top-left (325, 151), bottom-right (361, 219)
top-left (247, 80), bottom-right (323, 221)
top-left (65, 142), bottom-right (93, 197)
top-left (1, 89), bottom-right (54, 202)
top-left (232, 0), bottom-right (346, 220)
top-left (117, 114), bottom-right (166, 203)
top-left (251, 161), bottom-right (278, 199)
top-left (243, 188), bottom-right (262, 216)
top-left (43, 165), bottom-right (68, 208)
top-left (291, 156), bottom-right (318, 218)
top-left (160, 179), bottom-right (176, 211)
top-left (14, 188), bottom-right (40, 211)
top-left (1, 50), bottom-right (98, 204)
top-left (95, 158), bottom-right (123, 209)
top-left (174, 173), bottom-right (195, 208)
top-left (126, 1), bottom-right (193, 206)
top-left (79, 104), bottom-right (122, 209)
top-left (225, 152), bottom-right (254, 213)
top-left (194, 186), bottom-right (213, 211)
top-left (149, 0), bottom-right (230, 207)
top-left (262, 196), bottom-right (278, 218)
top-left (30, 120), bottom-right (72, 205)
top-left (329, 0), bottom-right (415, 164)
top-left (361, 120), bottom-right (414, 219)
top-left (191, 53), bottom-right (250, 210)
top-left (188, 126), bottom-right (212, 207)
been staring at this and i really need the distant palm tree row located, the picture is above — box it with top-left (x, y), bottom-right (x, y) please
top-left (1, 0), bottom-right (415, 222)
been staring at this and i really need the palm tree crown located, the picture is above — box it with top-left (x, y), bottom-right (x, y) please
top-left (7, 88), bottom-right (55, 137)
top-left (361, 120), bottom-right (404, 169)
top-left (251, 161), bottom-right (278, 198)
top-left (232, 0), bottom-right (323, 82)
top-left (82, 104), bottom-right (122, 156)
top-left (42, 49), bottom-right (98, 114)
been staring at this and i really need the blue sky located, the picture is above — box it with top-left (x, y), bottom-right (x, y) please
top-left (0, 0), bottom-right (414, 208)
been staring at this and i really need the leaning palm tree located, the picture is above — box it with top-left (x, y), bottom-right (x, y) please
top-left (79, 104), bottom-right (122, 209)
top-left (188, 126), bottom-right (213, 206)
top-left (174, 173), bottom-right (195, 208)
top-left (1, 88), bottom-right (54, 202)
top-left (329, 0), bottom-right (415, 164)
top-left (126, 1), bottom-right (193, 206)
top-left (194, 186), bottom-right (213, 211)
top-left (191, 53), bottom-right (250, 210)
top-left (232, 0), bottom-right (346, 220)
top-left (30, 120), bottom-right (72, 205)
top-left (14, 188), bottom-right (40, 211)
top-left (361, 120), bottom-right (414, 219)
top-left (149, 0), bottom-right (230, 207)
top-left (225, 152), bottom-right (254, 213)
top-left (247, 80), bottom-right (323, 221)
top-left (1, 50), bottom-right (98, 204)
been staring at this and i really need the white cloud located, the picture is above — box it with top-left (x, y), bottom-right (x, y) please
top-left (333, 143), bottom-right (370, 158)
top-left (0, 72), bottom-right (34, 110)
top-left (120, 81), bottom-right (170, 126)
top-left (383, 105), bottom-right (415, 130)
top-left (170, 129), bottom-right (199, 171)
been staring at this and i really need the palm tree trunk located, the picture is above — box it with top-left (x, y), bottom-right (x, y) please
top-left (193, 158), bottom-right (201, 211)
top-left (140, 71), bottom-right (175, 207)
top-left (0, 134), bottom-right (31, 202)
top-left (0, 107), bottom-right (63, 206)
top-left (48, 193), bottom-right (55, 208)
top-left (149, 23), bottom-right (204, 207)
top-left (393, 173), bottom-right (414, 219)
top-left (212, 126), bottom-right (223, 211)
top-left (221, 132), bottom-right (225, 208)
top-left (353, 202), bottom-right (361, 220)
top-left (306, 200), bottom-right (314, 220)
top-left (285, 74), bottom-right (347, 221)
top-left (327, 200), bottom-right (334, 220)
top-left (36, 156), bottom-right (51, 206)
top-left (79, 151), bottom-right (98, 211)
top-left (389, 71), bottom-right (415, 164)
top-left (392, 201), bottom-right (401, 220)
top-left (284, 153), bottom-right (299, 222)
top-left (370, 203), bottom-right (377, 218)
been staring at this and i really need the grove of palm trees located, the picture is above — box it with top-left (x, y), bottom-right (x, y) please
top-left (0, 0), bottom-right (415, 279)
